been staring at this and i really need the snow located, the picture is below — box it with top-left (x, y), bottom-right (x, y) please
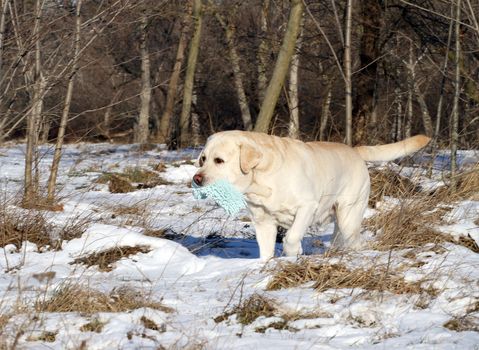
top-left (0, 142), bottom-right (478, 349)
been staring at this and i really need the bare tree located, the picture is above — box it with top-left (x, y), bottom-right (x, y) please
top-left (0, 0), bottom-right (9, 81)
top-left (319, 84), bottom-right (332, 141)
top-left (344, 0), bottom-right (353, 146)
top-left (287, 17), bottom-right (304, 139)
top-left (209, 1), bottom-right (252, 131)
top-left (135, 11), bottom-right (151, 145)
top-left (179, 0), bottom-right (202, 147)
top-left (23, 0), bottom-right (45, 207)
top-left (47, 0), bottom-right (83, 204)
top-left (254, 0), bottom-right (303, 133)
top-left (450, 0), bottom-right (462, 191)
top-left (257, 0), bottom-right (270, 105)
top-left (352, 0), bottom-right (382, 144)
top-left (158, 1), bottom-right (192, 144)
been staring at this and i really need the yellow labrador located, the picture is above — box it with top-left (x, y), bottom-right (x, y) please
top-left (193, 131), bottom-right (430, 260)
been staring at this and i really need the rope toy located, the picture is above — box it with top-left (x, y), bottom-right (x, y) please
top-left (192, 179), bottom-right (246, 215)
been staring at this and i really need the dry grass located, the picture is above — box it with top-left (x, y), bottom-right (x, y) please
top-left (35, 285), bottom-right (173, 314)
top-left (20, 199), bottom-right (64, 212)
top-left (133, 143), bottom-right (158, 152)
top-left (150, 162), bottom-right (167, 172)
top-left (0, 314), bottom-right (10, 334)
top-left (369, 168), bottom-right (419, 206)
top-left (27, 331), bottom-right (57, 342)
top-left (367, 200), bottom-right (453, 250)
top-left (215, 293), bottom-right (330, 334)
top-left (0, 209), bottom-right (52, 250)
top-left (234, 294), bottom-right (276, 325)
top-left (97, 167), bottom-right (173, 193)
top-left (80, 318), bottom-right (106, 333)
top-left (107, 174), bottom-right (135, 193)
top-left (57, 215), bottom-right (91, 242)
top-left (441, 165), bottom-right (479, 201)
top-left (443, 316), bottom-right (479, 332)
top-left (367, 198), bottom-right (479, 253)
top-left (140, 316), bottom-right (165, 332)
top-left (111, 205), bottom-right (143, 216)
top-left (365, 167), bottom-right (479, 252)
top-left (266, 258), bottom-right (431, 296)
top-left (0, 202), bottom-right (90, 252)
top-left (143, 228), bottom-right (167, 238)
top-left (72, 246), bottom-right (151, 272)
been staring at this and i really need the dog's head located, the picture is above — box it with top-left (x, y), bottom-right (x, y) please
top-left (192, 131), bottom-right (273, 192)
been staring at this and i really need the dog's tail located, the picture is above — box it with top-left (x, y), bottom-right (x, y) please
top-left (354, 135), bottom-right (431, 162)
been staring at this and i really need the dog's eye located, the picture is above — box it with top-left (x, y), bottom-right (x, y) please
top-left (199, 155), bottom-right (206, 166)
top-left (214, 157), bottom-right (224, 165)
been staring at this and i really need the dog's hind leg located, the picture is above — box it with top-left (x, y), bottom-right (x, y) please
top-left (283, 204), bottom-right (317, 256)
top-left (333, 198), bottom-right (368, 250)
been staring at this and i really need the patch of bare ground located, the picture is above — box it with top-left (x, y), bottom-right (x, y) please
top-left (72, 246), bottom-right (151, 271)
top-left (265, 258), bottom-right (432, 295)
top-left (35, 285), bottom-right (173, 314)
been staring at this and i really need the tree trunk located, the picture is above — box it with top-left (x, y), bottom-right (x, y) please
top-left (450, 0), bottom-right (461, 191)
top-left (353, 0), bottom-right (382, 145)
top-left (434, 15), bottom-right (453, 141)
top-left (287, 18), bottom-right (303, 139)
top-left (39, 117), bottom-right (50, 143)
top-left (102, 87), bottom-right (122, 140)
top-left (412, 81), bottom-right (433, 137)
top-left (191, 87), bottom-right (200, 146)
top-left (157, 1), bottom-right (192, 144)
top-left (319, 86), bottom-right (332, 141)
top-left (23, 0), bottom-right (44, 207)
top-left (257, 0), bottom-right (270, 105)
top-left (405, 45), bottom-right (433, 137)
top-left (179, 0), bottom-right (202, 147)
top-left (405, 81), bottom-right (412, 139)
top-left (392, 86), bottom-right (402, 141)
top-left (344, 0), bottom-right (353, 146)
top-left (135, 12), bottom-right (151, 145)
top-left (46, 0), bottom-right (82, 204)
top-left (209, 1), bottom-right (252, 130)
top-left (428, 3), bottom-right (454, 178)
top-left (0, 0), bottom-right (9, 81)
top-left (254, 0), bottom-right (303, 133)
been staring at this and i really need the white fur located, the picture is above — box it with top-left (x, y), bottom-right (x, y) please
top-left (194, 131), bottom-right (430, 260)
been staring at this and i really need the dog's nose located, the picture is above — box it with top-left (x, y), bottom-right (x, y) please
top-left (193, 173), bottom-right (203, 186)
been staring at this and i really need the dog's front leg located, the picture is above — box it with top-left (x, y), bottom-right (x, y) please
top-left (254, 219), bottom-right (277, 260)
top-left (283, 205), bottom-right (317, 256)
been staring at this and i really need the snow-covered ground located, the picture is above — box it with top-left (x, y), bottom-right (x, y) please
top-left (0, 143), bottom-right (478, 349)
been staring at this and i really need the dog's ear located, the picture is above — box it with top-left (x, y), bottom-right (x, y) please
top-left (239, 143), bottom-right (262, 174)
top-left (194, 152), bottom-right (203, 167)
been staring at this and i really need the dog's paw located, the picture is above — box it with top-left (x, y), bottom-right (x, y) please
top-left (282, 239), bottom-right (303, 256)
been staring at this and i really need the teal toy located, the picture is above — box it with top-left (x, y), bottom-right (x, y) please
top-left (192, 179), bottom-right (246, 215)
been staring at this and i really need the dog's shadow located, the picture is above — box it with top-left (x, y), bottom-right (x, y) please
top-left (163, 230), bottom-right (332, 259)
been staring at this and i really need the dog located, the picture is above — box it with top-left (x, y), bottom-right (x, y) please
top-left (193, 131), bottom-right (430, 260)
